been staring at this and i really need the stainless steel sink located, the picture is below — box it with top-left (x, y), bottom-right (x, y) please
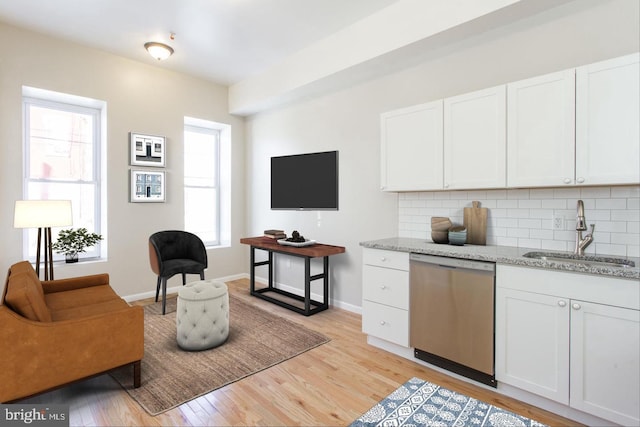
top-left (523, 251), bottom-right (636, 268)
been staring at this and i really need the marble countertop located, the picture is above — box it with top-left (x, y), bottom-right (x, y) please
top-left (360, 237), bottom-right (640, 280)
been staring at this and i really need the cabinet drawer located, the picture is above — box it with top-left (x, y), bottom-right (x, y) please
top-left (362, 300), bottom-right (409, 346)
top-left (363, 265), bottom-right (409, 309)
top-left (363, 248), bottom-right (409, 271)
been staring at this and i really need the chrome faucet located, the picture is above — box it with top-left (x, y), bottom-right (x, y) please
top-left (575, 200), bottom-right (595, 256)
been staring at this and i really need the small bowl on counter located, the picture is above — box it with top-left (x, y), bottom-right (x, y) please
top-left (431, 217), bottom-right (452, 244)
top-left (448, 226), bottom-right (467, 246)
top-left (431, 230), bottom-right (449, 244)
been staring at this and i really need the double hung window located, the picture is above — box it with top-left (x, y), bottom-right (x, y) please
top-left (22, 88), bottom-right (103, 261)
top-left (184, 123), bottom-right (220, 246)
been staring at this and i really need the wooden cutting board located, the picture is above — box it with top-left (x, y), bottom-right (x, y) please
top-left (464, 201), bottom-right (487, 245)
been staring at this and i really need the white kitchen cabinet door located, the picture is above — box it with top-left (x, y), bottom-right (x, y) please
top-left (380, 100), bottom-right (443, 191)
top-left (444, 85), bottom-right (506, 189)
top-left (576, 53), bottom-right (640, 185)
top-left (507, 70), bottom-right (576, 187)
top-left (570, 300), bottom-right (640, 426)
top-left (495, 288), bottom-right (570, 404)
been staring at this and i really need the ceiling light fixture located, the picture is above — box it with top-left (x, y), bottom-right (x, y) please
top-left (144, 42), bottom-right (174, 61)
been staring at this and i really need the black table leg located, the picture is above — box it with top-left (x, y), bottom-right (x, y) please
top-left (323, 256), bottom-right (329, 309)
top-left (249, 246), bottom-right (256, 294)
top-left (304, 257), bottom-right (311, 314)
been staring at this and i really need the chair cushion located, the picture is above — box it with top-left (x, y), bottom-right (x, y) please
top-left (161, 259), bottom-right (206, 278)
top-left (178, 279), bottom-right (228, 301)
top-left (50, 298), bottom-right (130, 321)
top-left (4, 271), bottom-right (53, 322)
top-left (44, 285), bottom-right (120, 312)
top-left (8, 261), bottom-right (47, 300)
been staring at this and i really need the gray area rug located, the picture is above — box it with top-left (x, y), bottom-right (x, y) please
top-left (351, 377), bottom-right (547, 427)
top-left (110, 294), bottom-right (330, 415)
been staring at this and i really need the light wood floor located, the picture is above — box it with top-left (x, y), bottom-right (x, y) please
top-left (22, 278), bottom-right (579, 426)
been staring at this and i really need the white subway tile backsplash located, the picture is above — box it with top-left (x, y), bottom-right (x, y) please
top-left (596, 199), bottom-right (627, 210)
top-left (541, 199), bottom-right (567, 209)
top-left (611, 209), bottom-right (640, 222)
top-left (398, 185), bottom-right (640, 257)
top-left (530, 189), bottom-right (555, 199)
top-left (518, 200), bottom-right (542, 209)
top-left (580, 187), bottom-right (611, 198)
top-left (611, 187), bottom-right (640, 198)
top-left (553, 188), bottom-right (581, 198)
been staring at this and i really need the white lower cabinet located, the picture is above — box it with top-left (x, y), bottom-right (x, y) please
top-left (570, 300), bottom-right (640, 425)
top-left (496, 265), bottom-right (640, 426)
top-left (496, 288), bottom-right (570, 403)
top-left (361, 248), bottom-right (409, 347)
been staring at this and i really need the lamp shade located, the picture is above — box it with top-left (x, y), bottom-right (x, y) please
top-left (14, 200), bottom-right (73, 228)
top-left (144, 42), bottom-right (174, 61)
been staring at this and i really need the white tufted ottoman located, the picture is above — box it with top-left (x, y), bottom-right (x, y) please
top-left (176, 279), bottom-right (229, 351)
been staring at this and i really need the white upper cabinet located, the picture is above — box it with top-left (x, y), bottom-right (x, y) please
top-left (444, 85), bottom-right (506, 189)
top-left (507, 70), bottom-right (576, 187)
top-left (380, 100), bottom-right (443, 191)
top-left (576, 53), bottom-right (640, 185)
top-left (379, 53), bottom-right (639, 192)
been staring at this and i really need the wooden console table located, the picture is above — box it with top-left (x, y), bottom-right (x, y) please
top-left (240, 237), bottom-right (345, 316)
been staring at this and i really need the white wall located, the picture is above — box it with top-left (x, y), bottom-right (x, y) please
top-left (245, 0), bottom-right (640, 308)
top-left (0, 23), bottom-right (247, 298)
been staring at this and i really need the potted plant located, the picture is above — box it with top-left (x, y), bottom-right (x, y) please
top-left (52, 228), bottom-right (103, 263)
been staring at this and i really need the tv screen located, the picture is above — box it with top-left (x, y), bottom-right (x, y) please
top-left (271, 150), bottom-right (338, 210)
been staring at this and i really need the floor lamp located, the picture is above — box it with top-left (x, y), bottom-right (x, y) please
top-left (14, 200), bottom-right (73, 280)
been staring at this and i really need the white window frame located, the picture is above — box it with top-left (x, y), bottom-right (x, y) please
top-left (184, 122), bottom-right (221, 247)
top-left (22, 87), bottom-right (105, 262)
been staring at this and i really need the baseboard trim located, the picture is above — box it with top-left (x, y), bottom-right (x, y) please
top-left (123, 272), bottom-right (361, 314)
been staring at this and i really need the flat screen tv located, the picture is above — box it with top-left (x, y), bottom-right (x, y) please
top-left (271, 150), bottom-right (338, 210)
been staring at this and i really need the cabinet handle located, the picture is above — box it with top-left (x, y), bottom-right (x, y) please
top-left (444, 183), bottom-right (449, 188)
top-left (380, 320), bottom-right (386, 326)
top-left (572, 303), bottom-right (582, 310)
top-left (577, 177), bottom-right (585, 184)
top-left (380, 285), bottom-right (387, 290)
top-left (558, 300), bottom-right (567, 307)
top-left (380, 257), bottom-right (386, 262)
top-left (563, 178), bottom-right (572, 184)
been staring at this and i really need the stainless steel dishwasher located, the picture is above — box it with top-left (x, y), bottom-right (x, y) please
top-left (409, 253), bottom-right (496, 387)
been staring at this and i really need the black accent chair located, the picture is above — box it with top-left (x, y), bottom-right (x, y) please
top-left (148, 230), bottom-right (208, 315)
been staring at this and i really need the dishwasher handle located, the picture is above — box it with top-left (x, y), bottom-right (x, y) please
top-left (410, 253), bottom-right (495, 273)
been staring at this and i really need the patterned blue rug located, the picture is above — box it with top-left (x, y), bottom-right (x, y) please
top-left (351, 377), bottom-right (547, 427)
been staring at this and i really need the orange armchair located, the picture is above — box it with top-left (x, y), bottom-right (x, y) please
top-left (0, 261), bottom-right (144, 402)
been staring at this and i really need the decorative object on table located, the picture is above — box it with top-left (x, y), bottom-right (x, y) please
top-left (51, 227), bottom-right (103, 263)
top-left (277, 239), bottom-right (317, 247)
top-left (464, 201), bottom-right (488, 245)
top-left (278, 230), bottom-right (316, 247)
top-left (110, 294), bottom-right (330, 415)
top-left (130, 170), bottom-right (165, 202)
top-left (263, 229), bottom-right (286, 239)
top-left (13, 200), bottom-right (73, 280)
top-left (130, 132), bottom-right (165, 167)
top-left (430, 217), bottom-right (452, 244)
top-left (350, 377), bottom-right (547, 427)
top-left (448, 225), bottom-right (467, 246)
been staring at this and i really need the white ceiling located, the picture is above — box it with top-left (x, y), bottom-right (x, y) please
top-left (0, 0), bottom-right (398, 85)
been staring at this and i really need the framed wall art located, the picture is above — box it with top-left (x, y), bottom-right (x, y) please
top-left (130, 170), bottom-right (165, 202)
top-left (130, 132), bottom-right (165, 167)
